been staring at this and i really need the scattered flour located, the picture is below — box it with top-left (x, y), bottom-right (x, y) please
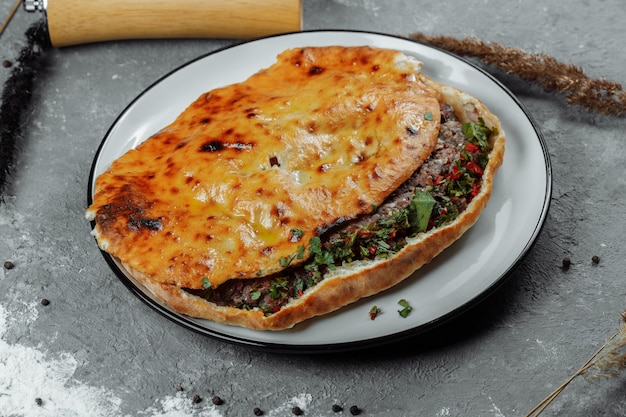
top-left (487, 396), bottom-right (507, 417)
top-left (0, 301), bottom-right (313, 417)
top-left (266, 393), bottom-right (312, 417)
top-left (437, 407), bottom-right (451, 416)
top-left (0, 303), bottom-right (225, 417)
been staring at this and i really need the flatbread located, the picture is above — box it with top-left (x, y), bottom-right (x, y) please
top-left (87, 46), bottom-right (441, 290)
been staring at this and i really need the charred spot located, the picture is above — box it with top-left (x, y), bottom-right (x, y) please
top-left (205, 234), bottom-right (214, 242)
top-left (307, 121), bottom-right (317, 133)
top-left (246, 112), bottom-right (257, 118)
top-left (271, 205), bottom-right (287, 218)
top-left (308, 66), bottom-right (324, 76)
top-left (269, 156), bottom-right (280, 167)
top-left (229, 94), bottom-right (247, 106)
top-left (128, 217), bottom-right (163, 232)
top-left (146, 173), bottom-right (155, 179)
top-left (170, 187), bottom-right (180, 194)
top-left (199, 140), bottom-right (224, 152)
top-left (161, 135), bottom-right (176, 146)
top-left (365, 103), bottom-right (375, 112)
top-left (261, 247), bottom-right (274, 256)
top-left (355, 152), bottom-right (367, 163)
top-left (256, 188), bottom-right (265, 196)
top-left (364, 136), bottom-right (374, 146)
top-left (175, 141), bottom-right (187, 149)
top-left (200, 117), bottom-right (211, 124)
top-left (372, 64), bottom-right (380, 72)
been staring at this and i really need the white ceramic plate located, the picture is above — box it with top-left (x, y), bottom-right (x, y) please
top-left (88, 30), bottom-right (551, 352)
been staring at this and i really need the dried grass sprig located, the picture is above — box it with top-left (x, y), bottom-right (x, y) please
top-left (525, 311), bottom-right (626, 417)
top-left (410, 33), bottom-right (626, 116)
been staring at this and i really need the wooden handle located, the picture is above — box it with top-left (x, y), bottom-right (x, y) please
top-left (46, 0), bottom-right (302, 47)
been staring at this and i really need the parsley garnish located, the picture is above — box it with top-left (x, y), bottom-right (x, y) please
top-left (424, 111), bottom-right (434, 121)
top-left (397, 299), bottom-right (413, 318)
top-left (200, 277), bottom-right (211, 289)
top-left (369, 305), bottom-right (381, 320)
top-left (408, 190), bottom-right (436, 232)
top-left (280, 252), bottom-right (297, 267)
top-left (289, 228), bottom-right (304, 242)
top-left (462, 118), bottom-right (493, 152)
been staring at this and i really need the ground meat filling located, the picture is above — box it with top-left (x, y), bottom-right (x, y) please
top-left (185, 103), bottom-right (492, 315)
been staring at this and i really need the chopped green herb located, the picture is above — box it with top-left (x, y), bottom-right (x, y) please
top-left (250, 290), bottom-right (262, 301)
top-left (408, 190), bottom-right (436, 232)
top-left (280, 252), bottom-right (297, 267)
top-left (289, 228), bottom-right (304, 242)
top-left (397, 299), bottom-right (413, 318)
top-left (369, 305), bottom-right (381, 320)
top-left (424, 111), bottom-right (434, 121)
top-left (462, 118), bottom-right (492, 152)
top-left (269, 277), bottom-right (288, 299)
top-left (296, 245), bottom-right (306, 259)
top-left (200, 277), bottom-right (211, 289)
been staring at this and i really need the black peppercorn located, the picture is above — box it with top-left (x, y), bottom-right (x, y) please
top-left (212, 395), bottom-right (223, 405)
top-left (176, 385), bottom-right (184, 392)
top-left (332, 404), bottom-right (343, 412)
top-left (349, 405), bottom-right (361, 415)
top-left (592, 255), bottom-right (600, 264)
top-left (561, 257), bottom-right (571, 269)
top-left (35, 398), bottom-right (43, 406)
top-left (291, 406), bottom-right (304, 415)
top-left (253, 407), bottom-right (264, 416)
top-left (2, 60), bottom-right (12, 68)
top-left (192, 395), bottom-right (202, 404)
top-left (3, 261), bottom-right (14, 270)
top-left (40, 298), bottom-right (50, 306)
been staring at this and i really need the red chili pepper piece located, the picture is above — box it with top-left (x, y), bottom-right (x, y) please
top-left (465, 142), bottom-right (479, 152)
top-left (466, 161), bottom-right (483, 175)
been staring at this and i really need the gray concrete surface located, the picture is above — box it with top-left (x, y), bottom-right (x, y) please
top-left (1, 0), bottom-right (625, 416)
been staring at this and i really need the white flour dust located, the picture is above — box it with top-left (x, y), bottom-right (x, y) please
top-left (0, 300), bottom-right (313, 417)
top-left (0, 303), bottom-right (224, 417)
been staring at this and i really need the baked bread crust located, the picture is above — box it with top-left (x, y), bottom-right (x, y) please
top-left (88, 46), bottom-right (505, 331)
top-left (116, 74), bottom-right (505, 331)
top-left (87, 46), bottom-right (441, 290)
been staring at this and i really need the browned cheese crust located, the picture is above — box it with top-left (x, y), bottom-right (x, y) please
top-left (88, 46), bottom-right (505, 331)
top-left (122, 76), bottom-right (505, 331)
top-left (88, 46), bottom-right (440, 290)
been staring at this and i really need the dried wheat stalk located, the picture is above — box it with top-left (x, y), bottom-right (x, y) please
top-left (524, 311), bottom-right (626, 417)
top-left (410, 33), bottom-right (626, 116)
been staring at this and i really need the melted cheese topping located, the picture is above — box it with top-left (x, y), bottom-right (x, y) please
top-left (88, 46), bottom-right (441, 289)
